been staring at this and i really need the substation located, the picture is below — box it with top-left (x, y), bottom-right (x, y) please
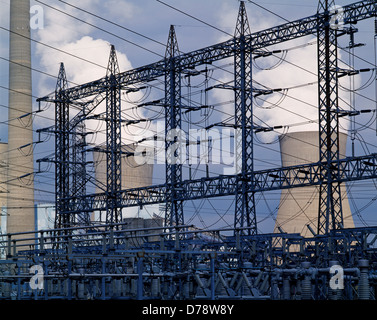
top-left (1, 0), bottom-right (377, 300)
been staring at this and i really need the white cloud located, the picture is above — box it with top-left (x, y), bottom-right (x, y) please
top-left (253, 38), bottom-right (358, 140)
top-left (34, 1), bottom-right (142, 147)
top-left (36, 2), bottom-right (93, 47)
top-left (214, 3), bottom-right (358, 144)
top-left (103, 0), bottom-right (138, 22)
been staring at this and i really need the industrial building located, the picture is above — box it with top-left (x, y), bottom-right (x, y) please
top-left (1, 0), bottom-right (377, 301)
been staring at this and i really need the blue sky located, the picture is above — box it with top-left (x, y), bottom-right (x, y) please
top-left (1, 0), bottom-right (377, 233)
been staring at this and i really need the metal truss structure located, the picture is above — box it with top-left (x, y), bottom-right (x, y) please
top-left (1, 0), bottom-right (377, 300)
top-left (1, 223), bottom-right (377, 300)
top-left (36, 0), bottom-right (377, 234)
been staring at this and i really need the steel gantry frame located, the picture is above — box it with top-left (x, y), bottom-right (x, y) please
top-left (2, 0), bottom-right (377, 302)
top-left (164, 25), bottom-right (184, 232)
top-left (317, 0), bottom-right (344, 235)
top-left (105, 45), bottom-right (122, 228)
top-left (234, 2), bottom-right (257, 236)
top-left (54, 63), bottom-right (71, 231)
top-left (36, 1), bottom-right (377, 238)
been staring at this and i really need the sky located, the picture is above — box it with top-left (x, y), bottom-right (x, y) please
top-left (0, 0), bottom-right (377, 233)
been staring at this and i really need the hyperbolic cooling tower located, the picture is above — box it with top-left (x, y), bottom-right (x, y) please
top-left (92, 143), bottom-right (154, 220)
top-left (7, 0), bottom-right (35, 237)
top-left (93, 143), bottom-right (153, 191)
top-left (274, 131), bottom-right (354, 237)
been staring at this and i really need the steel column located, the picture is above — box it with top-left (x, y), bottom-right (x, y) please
top-left (106, 45), bottom-right (122, 227)
top-left (317, 0), bottom-right (343, 235)
top-left (70, 119), bottom-right (89, 226)
top-left (164, 26), bottom-right (184, 231)
top-left (234, 2), bottom-right (257, 236)
top-left (54, 63), bottom-right (71, 230)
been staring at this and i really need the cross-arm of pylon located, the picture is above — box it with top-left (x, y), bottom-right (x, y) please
top-left (37, 1), bottom-right (376, 103)
top-left (62, 153), bottom-right (377, 214)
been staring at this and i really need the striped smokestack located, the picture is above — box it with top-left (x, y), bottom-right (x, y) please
top-left (7, 0), bottom-right (35, 238)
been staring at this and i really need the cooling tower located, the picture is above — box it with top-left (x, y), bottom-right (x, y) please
top-left (92, 143), bottom-right (154, 220)
top-left (93, 143), bottom-right (153, 191)
top-left (7, 0), bottom-right (35, 237)
top-left (274, 131), bottom-right (354, 237)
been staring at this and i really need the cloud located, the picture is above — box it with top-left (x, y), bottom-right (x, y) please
top-left (34, 1), bottom-right (146, 147)
top-left (214, 3), bottom-right (359, 144)
top-left (103, 0), bottom-right (138, 22)
top-left (253, 38), bottom-right (358, 141)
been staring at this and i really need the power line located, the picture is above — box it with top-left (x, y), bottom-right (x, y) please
top-left (34, 0), bottom-right (164, 58)
top-left (0, 26), bottom-right (106, 70)
top-left (57, 0), bottom-right (166, 48)
top-left (155, 0), bottom-right (233, 37)
top-left (5, 1), bottom-right (377, 228)
top-left (244, 0), bottom-right (290, 23)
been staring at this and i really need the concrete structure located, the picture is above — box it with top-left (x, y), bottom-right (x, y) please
top-left (93, 143), bottom-right (153, 192)
top-left (123, 216), bottom-right (163, 243)
top-left (274, 131), bottom-right (354, 237)
top-left (7, 0), bottom-right (35, 237)
top-left (92, 143), bottom-right (156, 222)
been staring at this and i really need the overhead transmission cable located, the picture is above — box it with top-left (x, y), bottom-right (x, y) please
top-left (155, 0), bottom-right (233, 37)
top-left (0, 26), bottom-right (106, 70)
top-left (57, 0), bottom-right (166, 48)
top-left (244, 0), bottom-right (290, 23)
top-left (34, 0), bottom-right (164, 58)
top-left (24, 1), bottom-right (377, 220)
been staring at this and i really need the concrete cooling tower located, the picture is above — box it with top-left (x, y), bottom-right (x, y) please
top-left (93, 143), bottom-right (153, 192)
top-left (92, 143), bottom-right (161, 239)
top-left (92, 143), bottom-right (155, 218)
top-left (274, 131), bottom-right (354, 237)
top-left (7, 0), bottom-right (35, 238)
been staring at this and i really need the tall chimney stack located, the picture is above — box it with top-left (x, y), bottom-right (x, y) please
top-left (7, 0), bottom-right (35, 238)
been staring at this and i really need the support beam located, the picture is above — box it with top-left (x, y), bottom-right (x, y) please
top-left (63, 152), bottom-right (377, 215)
top-left (37, 1), bottom-right (376, 103)
top-left (70, 120), bottom-right (89, 227)
top-left (164, 26), bottom-right (184, 232)
top-left (234, 1), bottom-right (256, 236)
top-left (55, 63), bottom-right (71, 230)
top-left (106, 45), bottom-right (122, 227)
top-left (317, 0), bottom-right (343, 235)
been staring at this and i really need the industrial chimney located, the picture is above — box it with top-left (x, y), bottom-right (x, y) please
top-left (0, 142), bottom-right (8, 234)
top-left (274, 131), bottom-right (354, 237)
top-left (7, 0), bottom-right (35, 238)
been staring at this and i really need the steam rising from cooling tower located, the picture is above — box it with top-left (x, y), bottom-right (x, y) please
top-left (274, 131), bottom-right (354, 236)
top-left (7, 0), bottom-right (35, 237)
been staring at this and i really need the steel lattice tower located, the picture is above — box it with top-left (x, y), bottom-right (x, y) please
top-left (55, 62), bottom-right (71, 230)
top-left (317, 0), bottom-right (344, 235)
top-left (164, 25), bottom-right (184, 232)
top-left (234, 2), bottom-right (257, 236)
top-left (106, 45), bottom-right (122, 228)
top-left (36, 0), bottom-right (377, 243)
